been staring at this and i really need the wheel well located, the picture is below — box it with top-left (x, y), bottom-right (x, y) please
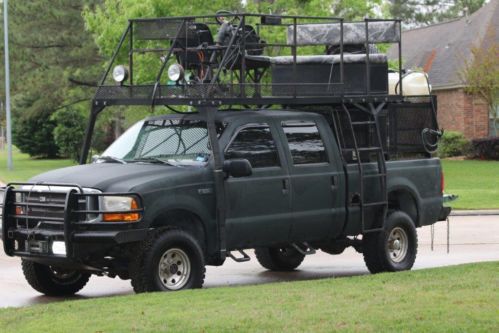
top-left (151, 209), bottom-right (206, 250)
top-left (388, 190), bottom-right (419, 226)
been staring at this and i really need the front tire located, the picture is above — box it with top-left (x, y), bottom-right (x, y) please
top-left (363, 211), bottom-right (418, 274)
top-left (130, 229), bottom-right (205, 293)
top-left (255, 246), bottom-right (305, 271)
top-left (21, 260), bottom-right (90, 296)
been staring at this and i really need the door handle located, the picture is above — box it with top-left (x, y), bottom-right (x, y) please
top-left (331, 175), bottom-right (338, 188)
top-left (282, 179), bottom-right (289, 195)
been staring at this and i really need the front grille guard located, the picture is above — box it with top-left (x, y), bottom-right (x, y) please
top-left (0, 182), bottom-right (144, 258)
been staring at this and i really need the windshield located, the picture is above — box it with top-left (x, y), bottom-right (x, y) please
top-left (100, 119), bottom-right (223, 166)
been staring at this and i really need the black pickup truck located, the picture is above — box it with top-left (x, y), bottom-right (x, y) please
top-left (1, 12), bottom-right (451, 295)
top-left (0, 109), bottom-right (449, 294)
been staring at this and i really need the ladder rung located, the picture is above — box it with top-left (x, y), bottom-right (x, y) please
top-left (342, 147), bottom-right (383, 153)
top-left (357, 147), bottom-right (383, 152)
top-left (351, 121), bottom-right (376, 126)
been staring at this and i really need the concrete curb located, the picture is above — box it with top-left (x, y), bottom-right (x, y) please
top-left (450, 210), bottom-right (499, 216)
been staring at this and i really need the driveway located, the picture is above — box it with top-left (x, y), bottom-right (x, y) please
top-left (0, 215), bottom-right (497, 308)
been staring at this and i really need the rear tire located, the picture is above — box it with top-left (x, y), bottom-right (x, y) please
top-left (255, 246), bottom-right (305, 271)
top-left (363, 211), bottom-right (418, 274)
top-left (130, 229), bottom-right (205, 293)
top-left (21, 260), bottom-right (90, 296)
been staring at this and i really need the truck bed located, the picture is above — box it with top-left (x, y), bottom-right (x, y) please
top-left (343, 158), bottom-right (443, 235)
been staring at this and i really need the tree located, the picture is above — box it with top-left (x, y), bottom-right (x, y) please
top-left (387, 0), bottom-right (486, 27)
top-left (461, 28), bottom-right (499, 136)
top-left (2, 1), bottom-right (103, 157)
top-left (247, 0), bottom-right (382, 19)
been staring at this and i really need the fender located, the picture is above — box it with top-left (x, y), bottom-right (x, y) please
top-left (386, 177), bottom-right (423, 226)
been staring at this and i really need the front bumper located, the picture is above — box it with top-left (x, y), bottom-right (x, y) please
top-left (1, 182), bottom-right (147, 262)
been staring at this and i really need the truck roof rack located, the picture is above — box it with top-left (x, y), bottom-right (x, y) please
top-left (92, 12), bottom-right (403, 107)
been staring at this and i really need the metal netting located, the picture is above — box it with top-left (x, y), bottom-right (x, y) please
top-left (134, 19), bottom-right (188, 40)
top-left (387, 100), bottom-right (437, 155)
top-left (130, 119), bottom-right (212, 160)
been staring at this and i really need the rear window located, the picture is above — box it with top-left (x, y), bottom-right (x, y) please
top-left (281, 121), bottom-right (328, 165)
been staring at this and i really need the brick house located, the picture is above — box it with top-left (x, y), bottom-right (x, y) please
top-left (388, 0), bottom-right (498, 139)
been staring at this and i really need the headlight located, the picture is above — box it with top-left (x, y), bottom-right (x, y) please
top-left (0, 189), bottom-right (4, 225)
top-left (167, 63), bottom-right (184, 82)
top-left (101, 196), bottom-right (140, 222)
top-left (112, 65), bottom-right (129, 83)
top-left (51, 241), bottom-right (66, 256)
top-left (0, 189), bottom-right (4, 209)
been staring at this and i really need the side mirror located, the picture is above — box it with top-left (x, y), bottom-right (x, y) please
top-left (223, 159), bottom-right (252, 178)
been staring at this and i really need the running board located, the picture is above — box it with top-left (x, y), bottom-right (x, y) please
top-left (227, 250), bottom-right (251, 263)
top-left (292, 242), bottom-right (316, 256)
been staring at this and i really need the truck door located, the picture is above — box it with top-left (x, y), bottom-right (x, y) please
top-left (278, 119), bottom-right (346, 242)
top-left (224, 122), bottom-right (292, 249)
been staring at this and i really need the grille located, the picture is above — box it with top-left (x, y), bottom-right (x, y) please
top-left (13, 191), bottom-right (86, 231)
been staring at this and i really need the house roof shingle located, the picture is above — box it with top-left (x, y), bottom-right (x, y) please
top-left (388, 0), bottom-right (499, 90)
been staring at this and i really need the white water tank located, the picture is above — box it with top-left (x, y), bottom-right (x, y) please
top-left (389, 71), bottom-right (432, 96)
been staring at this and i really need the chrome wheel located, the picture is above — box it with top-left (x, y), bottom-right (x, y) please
top-left (387, 227), bottom-right (409, 263)
top-left (158, 248), bottom-right (191, 290)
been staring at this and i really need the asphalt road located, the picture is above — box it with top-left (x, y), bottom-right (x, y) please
top-left (0, 215), bottom-right (497, 308)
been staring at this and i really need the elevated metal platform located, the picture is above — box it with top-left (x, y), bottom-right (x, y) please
top-left (93, 84), bottom-right (406, 107)
top-left (92, 12), bottom-right (403, 108)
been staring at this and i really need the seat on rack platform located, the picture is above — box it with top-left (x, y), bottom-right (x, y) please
top-left (257, 53), bottom-right (389, 97)
top-left (287, 21), bottom-right (401, 46)
top-left (245, 53), bottom-right (387, 66)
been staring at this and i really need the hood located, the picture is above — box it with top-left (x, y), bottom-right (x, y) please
top-left (29, 163), bottom-right (208, 192)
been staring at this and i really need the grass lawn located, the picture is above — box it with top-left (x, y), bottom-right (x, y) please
top-left (0, 262), bottom-right (497, 332)
top-left (0, 148), bottom-right (75, 184)
top-left (441, 159), bottom-right (499, 210)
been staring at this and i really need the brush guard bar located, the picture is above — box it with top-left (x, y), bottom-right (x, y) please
top-left (0, 183), bottom-right (145, 259)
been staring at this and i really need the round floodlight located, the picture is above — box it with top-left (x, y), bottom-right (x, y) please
top-left (112, 65), bottom-right (128, 83)
top-left (167, 64), bottom-right (184, 82)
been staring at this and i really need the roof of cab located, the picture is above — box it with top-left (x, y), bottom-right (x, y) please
top-left (145, 110), bottom-right (323, 122)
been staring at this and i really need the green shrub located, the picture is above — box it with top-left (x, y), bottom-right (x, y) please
top-left (51, 108), bottom-right (86, 161)
top-left (438, 131), bottom-right (470, 158)
top-left (469, 137), bottom-right (499, 160)
top-left (13, 109), bottom-right (59, 158)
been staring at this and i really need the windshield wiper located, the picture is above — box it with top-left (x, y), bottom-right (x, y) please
top-left (130, 157), bottom-right (174, 165)
top-left (95, 155), bottom-right (127, 164)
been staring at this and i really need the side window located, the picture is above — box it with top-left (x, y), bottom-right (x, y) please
top-left (282, 121), bottom-right (328, 165)
top-left (225, 123), bottom-right (280, 168)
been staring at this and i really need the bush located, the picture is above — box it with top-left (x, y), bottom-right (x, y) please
top-left (13, 109), bottom-right (59, 158)
top-left (51, 108), bottom-right (86, 161)
top-left (438, 131), bottom-right (470, 158)
top-left (468, 137), bottom-right (499, 160)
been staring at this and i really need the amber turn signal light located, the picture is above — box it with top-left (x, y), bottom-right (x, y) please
top-left (15, 206), bottom-right (25, 215)
top-left (102, 198), bottom-right (140, 222)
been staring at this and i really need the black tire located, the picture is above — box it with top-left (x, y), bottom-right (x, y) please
top-left (363, 211), bottom-right (418, 274)
top-left (130, 229), bottom-right (205, 293)
top-left (21, 260), bottom-right (90, 296)
top-left (255, 246), bottom-right (305, 271)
